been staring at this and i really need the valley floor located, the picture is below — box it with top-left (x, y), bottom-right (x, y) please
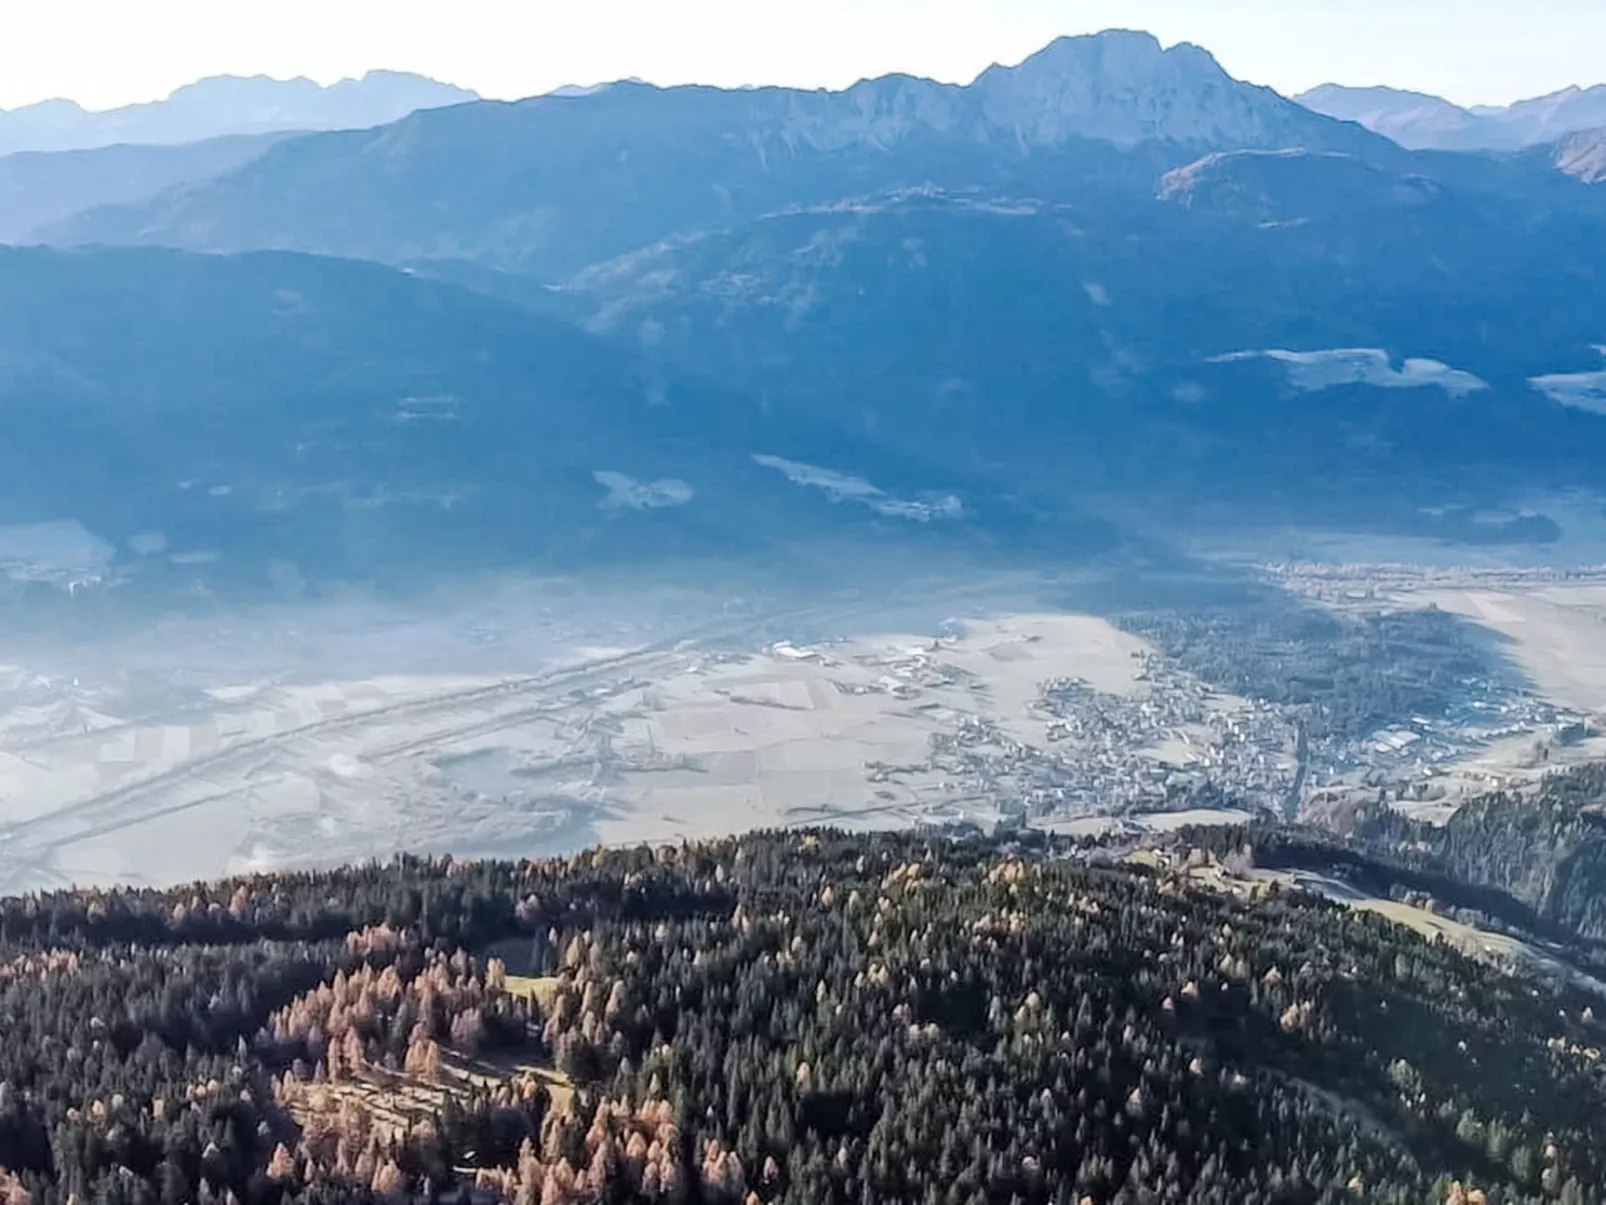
top-left (6, 552), bottom-right (1606, 892)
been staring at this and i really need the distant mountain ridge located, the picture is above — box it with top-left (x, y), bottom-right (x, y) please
top-left (967, 32), bottom-right (1347, 149)
top-left (0, 70), bottom-right (477, 155)
top-left (0, 133), bottom-right (292, 243)
top-left (1298, 81), bottom-right (1606, 152)
top-left (40, 30), bottom-right (1397, 278)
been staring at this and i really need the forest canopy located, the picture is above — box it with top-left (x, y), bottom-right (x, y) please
top-left (1, 830), bottom-right (1603, 1205)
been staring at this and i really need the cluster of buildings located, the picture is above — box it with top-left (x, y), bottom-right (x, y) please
top-left (905, 654), bottom-right (1299, 825)
top-left (1260, 560), bottom-right (1606, 606)
top-left (1031, 660), bottom-right (1298, 816)
top-left (888, 631), bottom-right (1580, 832)
top-left (795, 588), bottom-right (1598, 836)
top-left (1306, 693), bottom-right (1594, 792)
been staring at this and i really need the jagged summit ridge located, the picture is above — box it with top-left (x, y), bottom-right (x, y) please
top-left (972, 30), bottom-right (1274, 147)
top-left (759, 29), bottom-right (1357, 152)
top-left (644, 29), bottom-right (1378, 157)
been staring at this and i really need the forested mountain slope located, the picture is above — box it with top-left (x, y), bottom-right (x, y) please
top-left (1191, 762), bottom-right (1606, 954)
top-left (1, 831), bottom-right (1603, 1204)
top-left (1366, 763), bottom-right (1606, 945)
top-left (13, 187), bottom-right (1606, 595)
top-left (17, 30), bottom-right (1606, 552)
top-left (0, 244), bottom-right (955, 593)
top-left (557, 183), bottom-right (1606, 535)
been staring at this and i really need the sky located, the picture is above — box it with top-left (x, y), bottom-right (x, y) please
top-left (2, 0), bottom-right (1604, 112)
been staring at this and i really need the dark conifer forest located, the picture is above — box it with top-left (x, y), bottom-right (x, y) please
top-left (3, 831), bottom-right (1605, 1204)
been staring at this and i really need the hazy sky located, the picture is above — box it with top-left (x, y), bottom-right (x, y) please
top-left (3, 0), bottom-right (1603, 112)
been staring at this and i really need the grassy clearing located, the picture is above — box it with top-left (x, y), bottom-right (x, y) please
top-left (1139, 845), bottom-right (1565, 975)
top-left (503, 974), bottom-right (563, 1016)
top-left (283, 1037), bottom-right (578, 1143)
top-left (466, 1051), bottom-right (576, 1116)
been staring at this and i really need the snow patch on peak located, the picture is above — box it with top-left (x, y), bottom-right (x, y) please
top-left (1210, 349), bottom-right (1487, 397)
top-left (1531, 348), bottom-right (1606, 414)
top-left (593, 470), bottom-right (694, 511)
top-left (751, 454), bottom-right (962, 522)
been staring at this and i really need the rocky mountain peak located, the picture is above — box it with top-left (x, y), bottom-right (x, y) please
top-left (970, 29), bottom-right (1316, 149)
top-left (741, 29), bottom-right (1365, 158)
top-left (1555, 127), bottom-right (1606, 183)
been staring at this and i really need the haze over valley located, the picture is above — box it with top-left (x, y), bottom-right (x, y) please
top-left (11, 11), bottom-right (1606, 1205)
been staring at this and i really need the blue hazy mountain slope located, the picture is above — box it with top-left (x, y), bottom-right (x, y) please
top-left (0, 71), bottom-right (477, 156)
top-left (558, 170), bottom-right (1606, 540)
top-left (0, 245), bottom-right (1014, 596)
top-left (0, 133), bottom-right (291, 244)
top-left (1295, 85), bottom-right (1499, 151)
top-left (1299, 82), bottom-right (1606, 152)
top-left (1295, 84), bottom-right (1484, 150)
top-left (39, 32), bottom-right (1398, 279)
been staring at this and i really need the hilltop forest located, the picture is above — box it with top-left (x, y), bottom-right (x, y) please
top-left (1, 831), bottom-right (1603, 1205)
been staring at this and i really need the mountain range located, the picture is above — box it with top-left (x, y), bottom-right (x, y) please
top-left (0, 71), bottom-right (479, 248)
top-left (1298, 81), bottom-right (1606, 152)
top-left (37, 32), bottom-right (1396, 276)
top-left (4, 30), bottom-right (1606, 594)
top-left (0, 70), bottom-right (477, 156)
